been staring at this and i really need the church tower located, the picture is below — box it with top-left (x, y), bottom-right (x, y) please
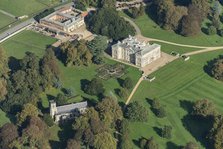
top-left (50, 100), bottom-right (57, 119)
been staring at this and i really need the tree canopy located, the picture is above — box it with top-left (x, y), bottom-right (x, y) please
top-left (87, 8), bottom-right (135, 41)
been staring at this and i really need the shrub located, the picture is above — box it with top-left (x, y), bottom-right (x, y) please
top-left (118, 88), bottom-right (129, 99)
top-left (156, 107), bottom-right (167, 118)
top-left (207, 26), bottom-right (217, 35)
top-left (218, 29), bottom-right (223, 36)
top-left (125, 101), bottom-right (149, 122)
top-left (43, 114), bottom-right (54, 127)
top-left (161, 125), bottom-right (172, 139)
top-left (151, 99), bottom-right (161, 109)
top-left (122, 77), bottom-right (133, 90)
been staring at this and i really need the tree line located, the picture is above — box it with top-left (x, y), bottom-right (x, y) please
top-left (150, 0), bottom-right (213, 36)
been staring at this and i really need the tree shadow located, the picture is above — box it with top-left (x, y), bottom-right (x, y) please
top-left (114, 88), bottom-right (120, 96)
top-left (133, 139), bottom-right (140, 148)
top-left (146, 98), bottom-right (159, 116)
top-left (166, 141), bottom-right (180, 149)
top-left (57, 121), bottom-right (74, 149)
top-left (8, 56), bottom-right (20, 72)
top-left (174, 0), bottom-right (190, 6)
top-left (82, 96), bottom-right (98, 107)
top-left (49, 140), bottom-right (61, 149)
top-left (123, 9), bottom-right (133, 18)
top-left (80, 79), bottom-right (90, 91)
top-left (153, 126), bottom-right (162, 137)
top-left (201, 22), bottom-right (212, 35)
top-left (117, 78), bottom-right (124, 87)
top-left (179, 100), bottom-right (194, 113)
top-left (37, 100), bottom-right (48, 114)
top-left (181, 115), bottom-right (213, 148)
top-left (145, 3), bottom-right (157, 24)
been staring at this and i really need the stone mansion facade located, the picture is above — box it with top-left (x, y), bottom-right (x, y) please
top-left (112, 35), bottom-right (161, 67)
top-left (50, 100), bottom-right (87, 123)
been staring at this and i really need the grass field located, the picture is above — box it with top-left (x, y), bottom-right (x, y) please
top-left (0, 12), bottom-right (15, 29)
top-left (130, 50), bottom-right (223, 149)
top-left (0, 0), bottom-right (60, 16)
top-left (121, 12), bottom-right (223, 47)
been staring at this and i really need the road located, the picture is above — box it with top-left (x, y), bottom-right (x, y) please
top-left (0, 18), bottom-right (36, 43)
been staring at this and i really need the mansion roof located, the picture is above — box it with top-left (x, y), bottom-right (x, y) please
top-left (113, 35), bottom-right (160, 55)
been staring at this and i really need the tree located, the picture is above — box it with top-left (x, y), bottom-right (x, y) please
top-left (212, 17), bottom-right (221, 30)
top-left (93, 132), bottom-right (117, 149)
top-left (125, 101), bottom-right (149, 122)
top-left (192, 99), bottom-right (217, 117)
top-left (181, 5), bottom-right (203, 36)
top-left (17, 103), bottom-right (39, 125)
top-left (122, 77), bottom-right (133, 90)
top-left (100, 0), bottom-right (116, 8)
top-left (139, 138), bottom-right (147, 149)
top-left (207, 115), bottom-right (223, 149)
top-left (0, 123), bottom-right (18, 149)
top-left (84, 78), bottom-right (105, 95)
top-left (207, 25), bottom-right (217, 35)
top-left (161, 125), bottom-right (172, 139)
top-left (119, 119), bottom-right (133, 149)
top-left (191, 0), bottom-right (210, 18)
top-left (41, 48), bottom-right (60, 89)
top-left (0, 78), bottom-right (7, 101)
top-left (66, 138), bottom-right (81, 149)
top-left (87, 35), bottom-right (108, 65)
top-left (87, 35), bottom-right (108, 56)
top-left (96, 97), bottom-right (123, 127)
top-left (156, 106), bottom-right (167, 118)
top-left (43, 114), bottom-right (54, 127)
top-left (118, 88), bottom-right (129, 99)
top-left (0, 47), bottom-right (9, 77)
top-left (87, 8), bottom-right (135, 40)
top-left (55, 93), bottom-right (67, 106)
top-left (153, 0), bottom-right (187, 31)
top-left (145, 137), bottom-right (159, 149)
top-left (20, 116), bottom-right (51, 149)
top-left (183, 142), bottom-right (199, 149)
top-left (151, 98), bottom-right (161, 109)
top-left (211, 58), bottom-right (223, 81)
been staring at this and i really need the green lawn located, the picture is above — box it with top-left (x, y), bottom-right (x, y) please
top-left (121, 12), bottom-right (223, 47)
top-left (1, 30), bottom-right (57, 58)
top-left (130, 50), bottom-right (223, 149)
top-left (0, 12), bottom-right (15, 29)
top-left (0, 0), bottom-right (60, 16)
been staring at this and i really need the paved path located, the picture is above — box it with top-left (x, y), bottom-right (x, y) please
top-left (126, 77), bottom-right (143, 104)
top-left (0, 9), bottom-right (16, 18)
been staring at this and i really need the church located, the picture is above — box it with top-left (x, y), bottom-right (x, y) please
top-left (49, 100), bottom-right (88, 123)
